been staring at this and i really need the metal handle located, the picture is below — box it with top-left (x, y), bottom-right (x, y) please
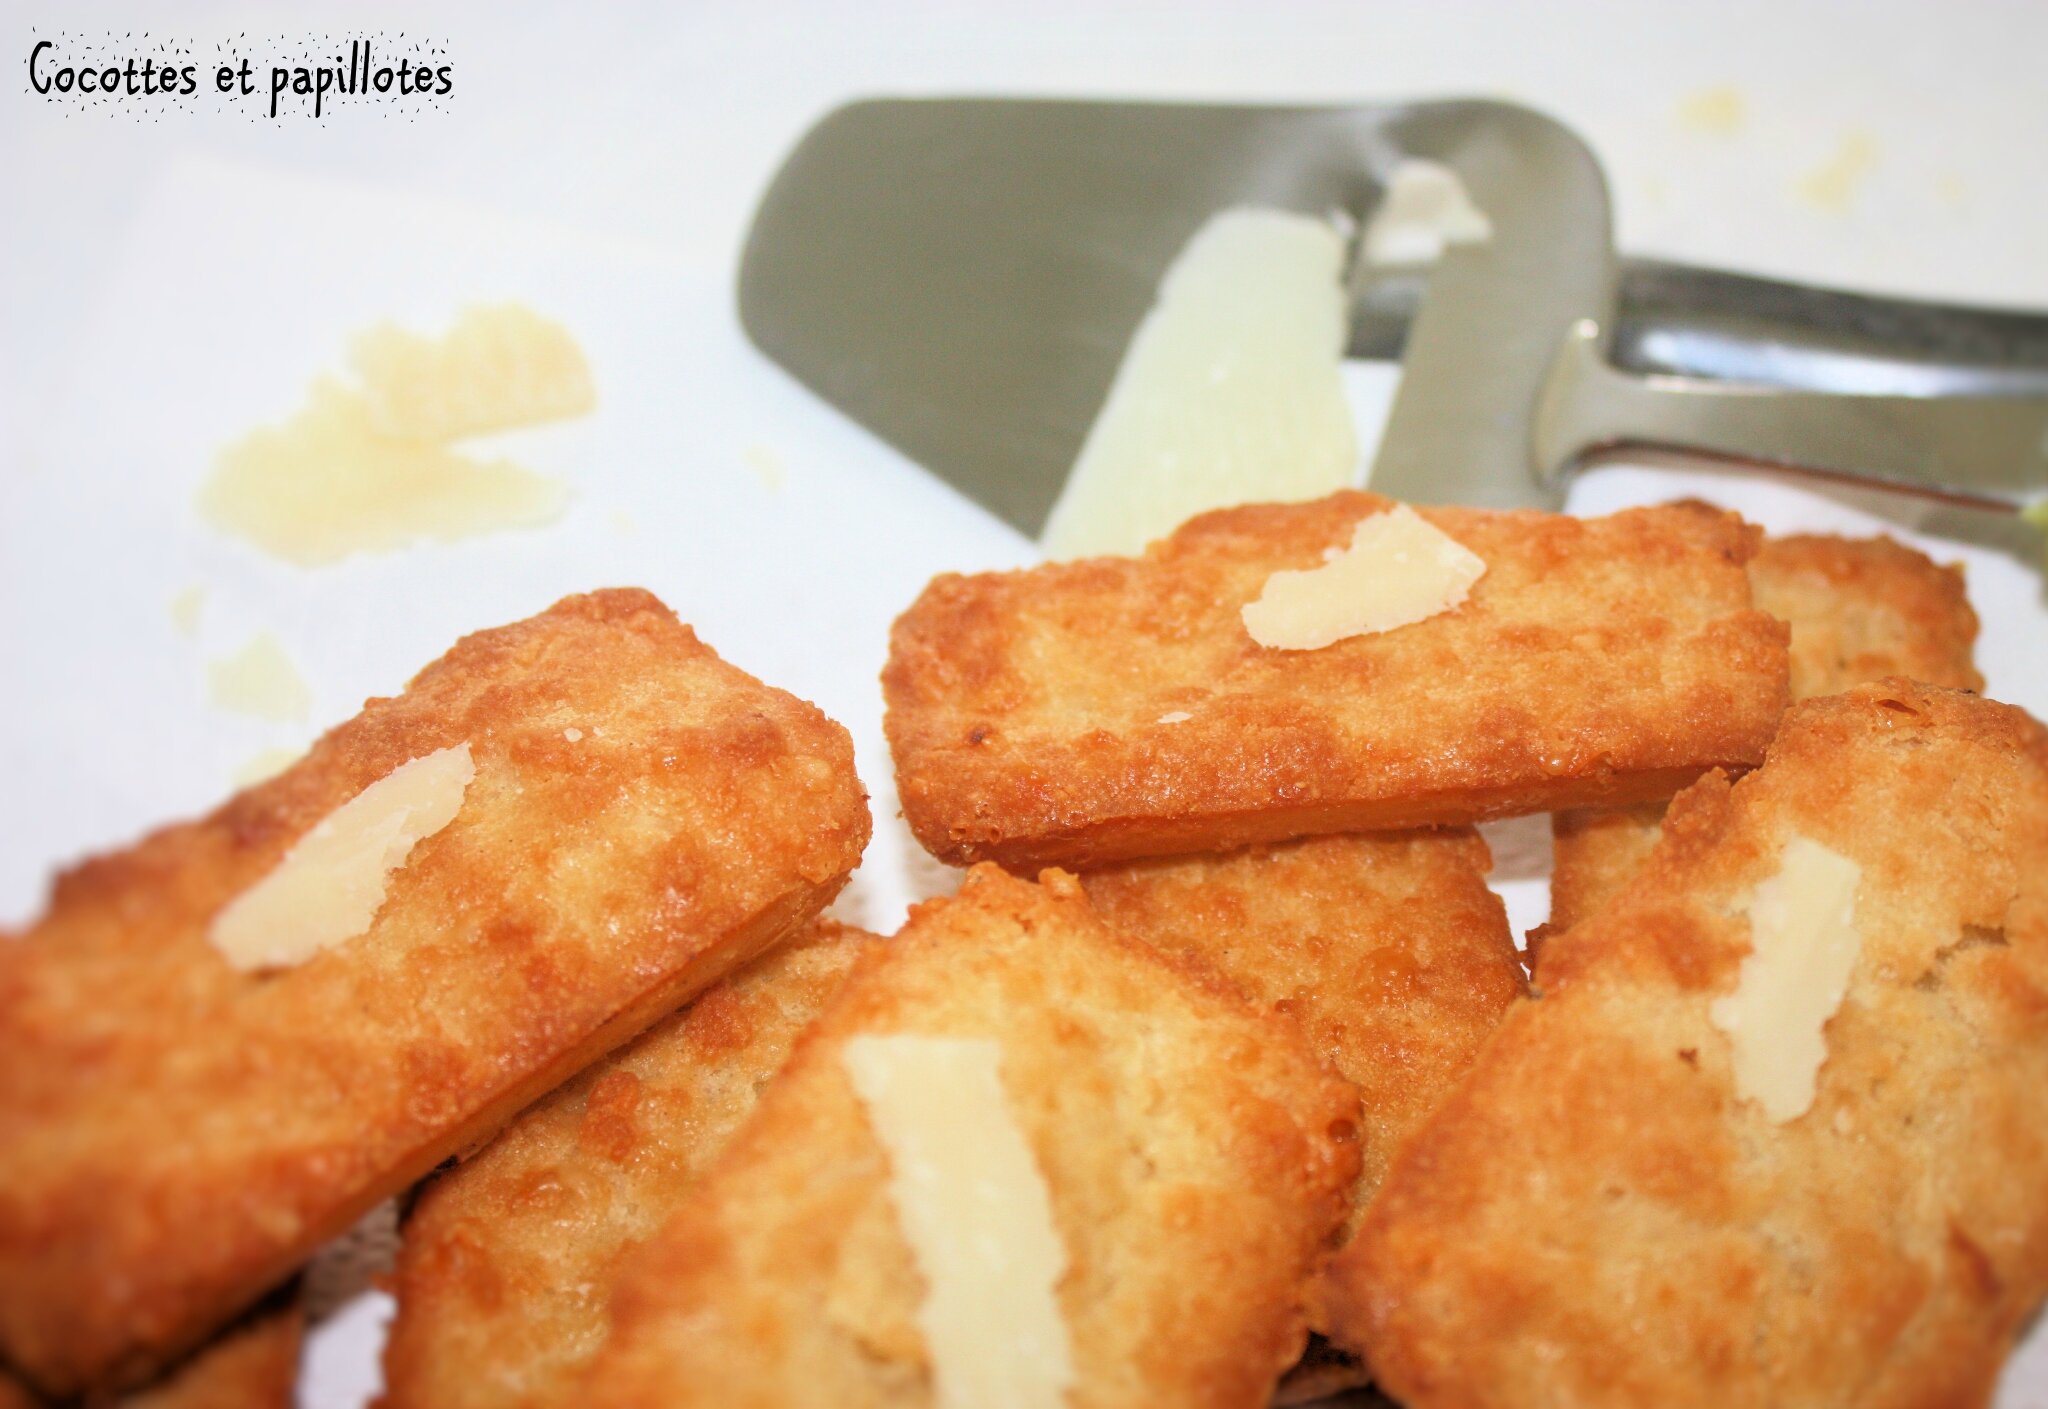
top-left (1533, 320), bottom-right (2048, 511)
top-left (1355, 259), bottom-right (2048, 397)
top-left (1614, 259), bottom-right (2048, 397)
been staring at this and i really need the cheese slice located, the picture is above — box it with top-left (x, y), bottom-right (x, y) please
top-left (1039, 207), bottom-right (1358, 561)
top-left (1709, 834), bottom-right (1864, 1123)
top-left (842, 1034), bottom-right (1074, 1409)
top-left (208, 744), bottom-right (475, 972)
top-left (1242, 503), bottom-right (1486, 650)
top-left (1362, 159), bottom-right (1493, 267)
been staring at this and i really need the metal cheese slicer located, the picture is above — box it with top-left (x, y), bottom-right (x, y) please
top-left (738, 98), bottom-right (2048, 535)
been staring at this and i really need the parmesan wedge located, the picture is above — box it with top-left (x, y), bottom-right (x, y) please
top-left (1709, 835), bottom-right (1864, 1122)
top-left (843, 1034), bottom-right (1074, 1409)
top-left (208, 744), bottom-right (475, 972)
top-left (1242, 504), bottom-right (1485, 650)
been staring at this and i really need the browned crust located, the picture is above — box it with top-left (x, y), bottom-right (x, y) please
top-left (1752, 534), bottom-right (1982, 702)
top-left (1545, 532), bottom-right (1985, 951)
top-left (1077, 832), bottom-right (1524, 1387)
top-left (119, 1298), bottom-right (304, 1409)
top-left (581, 866), bottom-right (1364, 1409)
top-left (0, 589), bottom-right (871, 1396)
top-left (378, 920), bottom-right (876, 1409)
top-left (1078, 830), bottom-right (1523, 1238)
top-left (884, 493), bottom-right (1787, 870)
top-left (1544, 801), bottom-right (1672, 946)
top-left (2, 1298), bottom-right (303, 1409)
top-left (1326, 682), bottom-right (2048, 1408)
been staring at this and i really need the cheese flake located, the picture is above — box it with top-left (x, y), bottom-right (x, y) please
top-left (208, 743), bottom-right (475, 973)
top-left (1363, 159), bottom-right (1494, 266)
top-left (1241, 504), bottom-right (1485, 650)
top-left (842, 1034), bottom-right (1074, 1409)
top-left (1709, 835), bottom-right (1864, 1123)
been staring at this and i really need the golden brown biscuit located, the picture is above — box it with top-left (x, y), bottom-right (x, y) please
top-left (1758, 534), bottom-right (1982, 703)
top-left (1080, 831), bottom-right (1523, 1399)
top-left (1, 1298), bottom-right (302, 1409)
top-left (379, 920), bottom-right (874, 1409)
top-left (1541, 800), bottom-right (1673, 956)
top-left (119, 1299), bottom-right (303, 1409)
top-left (0, 590), bottom-right (870, 1396)
top-left (1326, 682), bottom-right (2048, 1409)
top-left (581, 865), bottom-right (1363, 1409)
top-left (1078, 830), bottom-right (1522, 1234)
top-left (885, 493), bottom-right (1786, 870)
top-left (1546, 533), bottom-right (1983, 945)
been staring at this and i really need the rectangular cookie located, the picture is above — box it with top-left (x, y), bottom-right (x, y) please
top-left (1079, 829), bottom-right (1522, 1237)
top-left (580, 865), bottom-right (1363, 1408)
top-left (0, 590), bottom-right (870, 1396)
top-left (1081, 830), bottom-right (1524, 1400)
top-left (1546, 533), bottom-right (1982, 941)
top-left (885, 493), bottom-right (1786, 870)
top-left (1325, 682), bottom-right (2048, 1408)
top-left (1545, 801), bottom-right (1680, 946)
top-left (1757, 532), bottom-right (1983, 705)
top-left (379, 920), bottom-right (874, 1409)
top-left (0, 1297), bottom-right (302, 1409)
top-left (120, 1299), bottom-right (303, 1409)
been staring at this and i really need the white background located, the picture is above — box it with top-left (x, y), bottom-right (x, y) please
top-left (4, 3), bottom-right (2047, 1405)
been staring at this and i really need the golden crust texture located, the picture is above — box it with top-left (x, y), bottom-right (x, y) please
top-left (1, 1299), bottom-right (302, 1409)
top-left (119, 1300), bottom-right (304, 1409)
top-left (1081, 831), bottom-right (1523, 1399)
top-left (580, 865), bottom-right (1364, 1409)
top-left (1547, 533), bottom-right (1983, 942)
top-left (0, 589), bottom-right (871, 1396)
top-left (1542, 800), bottom-right (1674, 953)
top-left (1755, 533), bottom-right (1982, 704)
top-left (1326, 682), bottom-right (2048, 1409)
top-left (1079, 830), bottom-right (1522, 1234)
top-left (378, 920), bottom-right (875, 1409)
top-left (885, 492), bottom-right (1786, 870)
